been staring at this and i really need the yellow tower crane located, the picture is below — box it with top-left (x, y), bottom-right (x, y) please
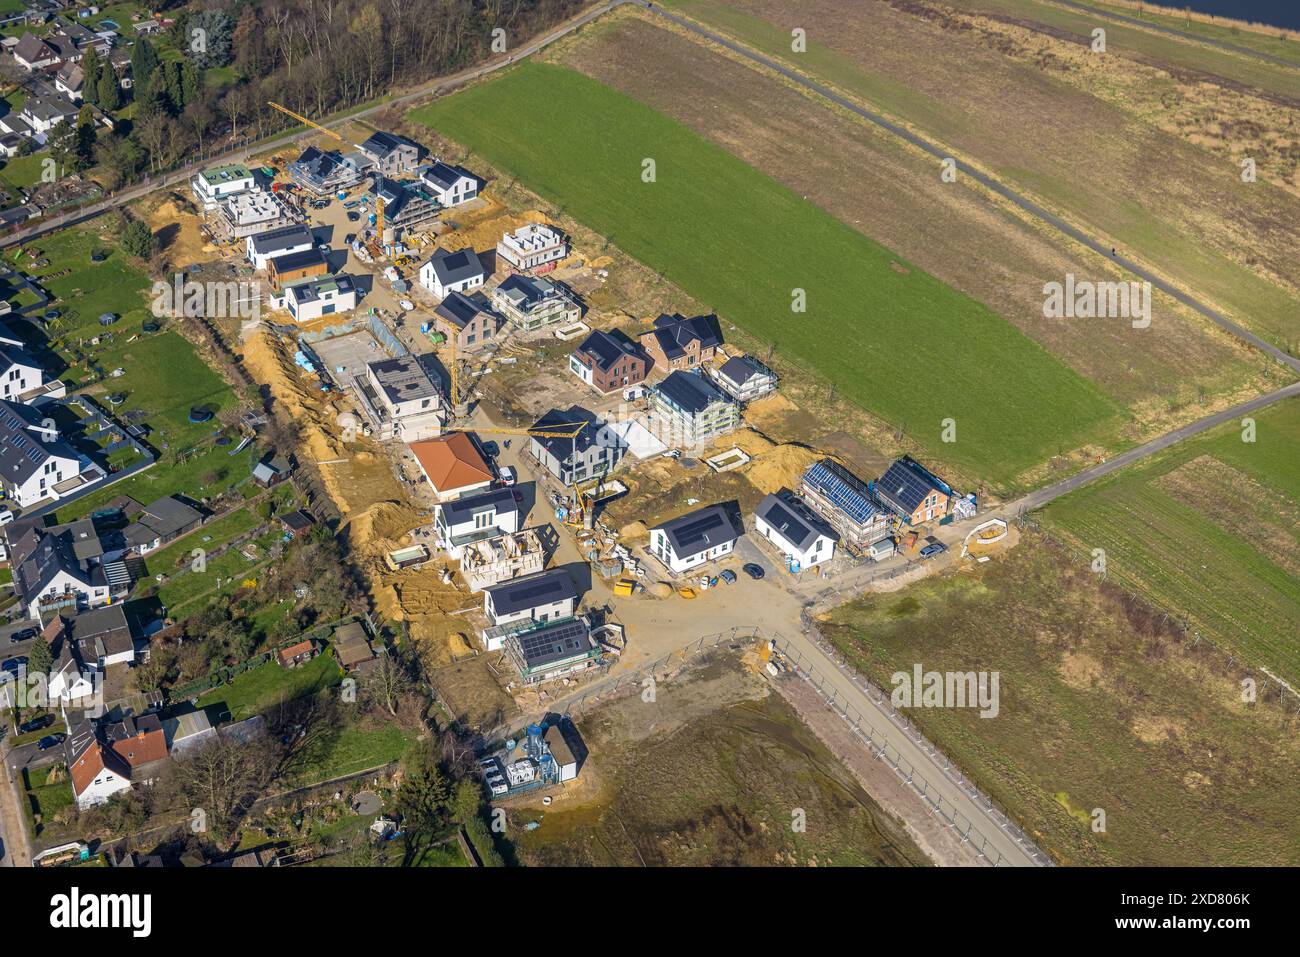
top-left (266, 101), bottom-right (346, 143)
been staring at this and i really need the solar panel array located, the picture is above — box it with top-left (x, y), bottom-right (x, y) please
top-left (515, 618), bottom-right (591, 667)
top-left (668, 508), bottom-right (729, 551)
top-left (878, 460), bottom-right (935, 512)
top-left (803, 460), bottom-right (878, 524)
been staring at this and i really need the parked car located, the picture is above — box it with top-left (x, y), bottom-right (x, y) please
top-left (720, 569), bottom-right (737, 585)
top-left (1, 656), bottom-right (26, 674)
top-left (498, 466), bottom-right (517, 486)
top-left (742, 563), bottom-right (765, 580)
top-left (19, 714), bottom-right (53, 734)
top-left (347, 211), bottom-right (360, 221)
top-left (37, 733), bottom-right (66, 751)
top-left (9, 627), bottom-right (37, 644)
top-left (919, 541), bottom-right (948, 558)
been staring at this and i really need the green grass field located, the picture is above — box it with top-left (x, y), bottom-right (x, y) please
top-left (198, 650), bottom-right (344, 722)
top-left (413, 63), bottom-right (1119, 488)
top-left (1043, 396), bottom-right (1300, 681)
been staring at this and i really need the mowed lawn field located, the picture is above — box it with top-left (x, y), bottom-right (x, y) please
top-left (1043, 397), bottom-right (1300, 683)
top-left (665, 0), bottom-right (1300, 349)
top-left (823, 536), bottom-right (1300, 865)
top-left (413, 63), bottom-right (1119, 487)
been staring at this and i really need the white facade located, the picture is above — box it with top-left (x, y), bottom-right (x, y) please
top-left (73, 761), bottom-right (131, 810)
top-left (649, 527), bottom-right (734, 574)
top-left (191, 165), bottom-right (256, 209)
top-left (420, 163), bottom-right (478, 207)
top-left (25, 568), bottom-right (109, 620)
top-left (0, 351), bottom-right (44, 401)
top-left (419, 254), bottom-right (485, 300)
top-left (245, 230), bottom-right (314, 270)
top-left (497, 223), bottom-right (568, 273)
top-left (755, 512), bottom-right (835, 571)
top-left (7, 448), bottom-right (82, 510)
top-left (436, 495), bottom-right (520, 561)
top-left (285, 276), bottom-right (357, 322)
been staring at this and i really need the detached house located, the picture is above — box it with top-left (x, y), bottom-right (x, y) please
top-left (246, 223), bottom-right (315, 270)
top-left (283, 274), bottom-right (357, 322)
top-left (754, 492), bottom-right (837, 572)
top-left (710, 354), bottom-right (778, 404)
top-left (67, 714), bottom-right (168, 810)
top-left (54, 61), bottom-right (84, 101)
top-left (12, 32), bottom-right (59, 70)
top-left (639, 313), bottom-right (723, 372)
top-left (435, 486), bottom-right (520, 559)
top-left (20, 94), bottom-right (78, 136)
top-left (289, 146), bottom-right (361, 195)
top-left (569, 330), bottom-right (649, 395)
top-left (420, 247), bottom-right (485, 299)
top-left (528, 406), bottom-right (625, 487)
top-left (420, 160), bottom-right (478, 207)
top-left (358, 354), bottom-right (445, 442)
top-left (646, 370), bottom-right (739, 448)
top-left (408, 432), bottom-right (494, 501)
top-left (191, 163), bottom-right (256, 210)
top-left (496, 223), bottom-right (568, 275)
top-left (7, 519), bottom-right (119, 620)
top-left (799, 459), bottom-right (891, 554)
top-left (0, 399), bottom-right (93, 509)
top-left (649, 504), bottom-right (740, 574)
top-left (1, 344), bottom-right (64, 402)
top-left (433, 290), bottom-right (500, 351)
top-left (122, 496), bottom-right (203, 554)
top-left (373, 175), bottom-right (440, 237)
top-left (484, 569), bottom-right (579, 632)
top-left (491, 274), bottom-right (581, 333)
top-left (357, 131), bottom-right (423, 176)
top-left (875, 456), bottom-right (953, 526)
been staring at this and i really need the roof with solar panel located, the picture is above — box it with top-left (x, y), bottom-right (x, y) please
top-left (874, 456), bottom-right (952, 516)
top-left (486, 569), bottom-right (579, 617)
top-left (801, 460), bottom-right (882, 524)
top-left (510, 616), bottom-right (595, 670)
top-left (651, 503), bottom-right (738, 556)
top-left (0, 398), bottom-right (77, 487)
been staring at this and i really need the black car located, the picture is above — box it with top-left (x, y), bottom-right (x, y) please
top-left (1, 656), bottom-right (27, 674)
top-left (19, 714), bottom-right (53, 735)
top-left (9, 627), bottom-right (37, 644)
top-left (37, 733), bottom-right (66, 751)
top-left (742, 563), bottom-right (765, 580)
top-left (347, 211), bottom-right (360, 221)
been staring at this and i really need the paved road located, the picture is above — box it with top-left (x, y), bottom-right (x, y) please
top-left (639, 2), bottom-right (1300, 377)
top-left (1050, 0), bottom-right (1300, 71)
top-left (0, 0), bottom-right (626, 251)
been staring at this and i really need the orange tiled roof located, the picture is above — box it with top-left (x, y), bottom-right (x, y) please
top-left (408, 432), bottom-right (492, 493)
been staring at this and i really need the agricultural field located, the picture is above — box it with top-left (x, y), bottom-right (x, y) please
top-left (1042, 396), bottom-right (1300, 683)
top-left (821, 532), bottom-right (1300, 866)
top-left (663, 0), bottom-right (1300, 349)
top-left (508, 650), bottom-right (929, 866)
top-left (412, 61), bottom-right (1122, 489)
top-left (553, 12), bottom-right (1268, 426)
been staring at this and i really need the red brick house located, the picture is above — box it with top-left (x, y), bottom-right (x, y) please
top-left (639, 313), bottom-right (723, 373)
top-left (569, 330), bottom-right (650, 394)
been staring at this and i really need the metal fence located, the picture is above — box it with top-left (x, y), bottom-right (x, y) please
top-left (776, 627), bottom-right (1053, 868)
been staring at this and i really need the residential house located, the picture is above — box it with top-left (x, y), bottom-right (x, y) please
top-left (64, 603), bottom-right (136, 669)
top-left (1, 343), bottom-right (64, 402)
top-left (496, 223), bottom-right (568, 275)
top-left (874, 456), bottom-right (953, 526)
top-left (754, 492), bottom-right (837, 572)
top-left (0, 399), bottom-right (95, 508)
top-left (505, 617), bottom-right (600, 686)
top-left (7, 519), bottom-right (118, 619)
top-left (218, 190), bottom-right (297, 240)
top-left (710, 354), bottom-right (778, 403)
top-left (639, 313), bottom-right (723, 372)
top-left (373, 175), bottom-right (440, 237)
top-left (569, 329), bottom-right (649, 395)
top-left (0, 114), bottom-right (33, 140)
top-left (246, 223), bottom-right (315, 270)
top-left (649, 504), bottom-right (740, 574)
top-left (357, 354), bottom-right (445, 442)
top-left (357, 131), bottom-right (423, 176)
top-left (490, 274), bottom-right (581, 333)
top-left (279, 509), bottom-right (316, 540)
top-left (54, 61), bottom-right (84, 101)
top-left (12, 32), bottom-right (59, 70)
top-left (419, 246), bottom-right (485, 299)
top-left (435, 486), bottom-right (520, 560)
top-left (484, 568), bottom-right (579, 632)
top-left (419, 160), bottom-right (478, 207)
top-left (283, 274), bottom-right (357, 322)
top-left (191, 163), bottom-right (256, 210)
top-left (288, 146), bottom-right (360, 194)
top-left (798, 459), bottom-right (891, 553)
top-left (67, 714), bottom-right (168, 810)
top-left (266, 246), bottom-right (329, 291)
top-left (276, 638), bottom-right (317, 668)
top-left (528, 406), bottom-right (625, 487)
top-left (432, 290), bottom-right (500, 351)
top-left (646, 370), bottom-right (739, 448)
top-left (408, 431), bottom-right (493, 501)
top-left (122, 495), bottom-right (203, 555)
top-left (20, 94), bottom-right (78, 136)
top-left (0, 134), bottom-right (23, 159)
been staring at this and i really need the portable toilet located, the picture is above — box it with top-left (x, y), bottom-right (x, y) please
top-left (337, 190), bottom-right (347, 200)
top-left (526, 723), bottom-right (544, 759)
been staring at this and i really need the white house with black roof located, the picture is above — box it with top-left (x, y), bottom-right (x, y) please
top-left (0, 399), bottom-right (89, 509)
top-left (436, 486), bottom-right (520, 560)
top-left (649, 503), bottom-right (740, 574)
top-left (528, 406), bottom-right (625, 487)
top-left (754, 492), bottom-right (837, 572)
top-left (283, 274), bottom-right (357, 322)
top-left (420, 246), bottom-right (485, 299)
top-left (246, 223), bottom-right (315, 270)
top-left (647, 369), bottom-right (739, 448)
top-left (357, 131), bottom-right (423, 176)
top-left (710, 354), bottom-right (778, 404)
top-left (483, 568), bottom-right (580, 632)
top-left (0, 343), bottom-right (62, 403)
top-left (420, 160), bottom-right (479, 207)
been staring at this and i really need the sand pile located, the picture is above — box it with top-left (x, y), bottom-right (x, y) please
top-left (646, 581), bottom-right (673, 599)
top-left (710, 428), bottom-right (828, 495)
top-left (343, 500), bottom-right (423, 556)
top-left (743, 393), bottom-right (800, 432)
top-left (148, 197), bottom-right (210, 267)
top-left (439, 204), bottom-right (548, 255)
top-left (620, 520), bottom-right (649, 541)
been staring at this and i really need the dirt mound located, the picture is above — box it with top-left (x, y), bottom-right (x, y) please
top-left (646, 581), bottom-right (673, 599)
top-left (148, 196), bottom-right (210, 268)
top-left (712, 428), bottom-right (829, 495)
top-left (344, 500), bottom-right (423, 551)
top-left (620, 520), bottom-right (649, 541)
top-left (439, 206), bottom-right (548, 256)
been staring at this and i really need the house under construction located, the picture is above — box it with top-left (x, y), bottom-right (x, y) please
top-left (459, 527), bottom-right (545, 592)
